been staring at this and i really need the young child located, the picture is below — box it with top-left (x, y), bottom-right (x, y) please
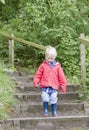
top-left (33, 46), bottom-right (67, 117)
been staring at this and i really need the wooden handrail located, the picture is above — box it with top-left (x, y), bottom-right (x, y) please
top-left (79, 37), bottom-right (89, 46)
top-left (0, 32), bottom-right (46, 50)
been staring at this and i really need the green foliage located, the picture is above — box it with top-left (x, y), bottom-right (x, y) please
top-left (0, 0), bottom-right (5, 4)
top-left (0, 62), bottom-right (15, 119)
top-left (0, 0), bottom-right (89, 82)
top-left (0, 0), bottom-right (19, 21)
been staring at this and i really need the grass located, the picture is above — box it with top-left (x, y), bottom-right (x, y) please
top-left (0, 62), bottom-right (15, 120)
top-left (67, 75), bottom-right (80, 85)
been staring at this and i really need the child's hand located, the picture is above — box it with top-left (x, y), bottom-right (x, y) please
top-left (35, 84), bottom-right (39, 88)
top-left (59, 86), bottom-right (66, 93)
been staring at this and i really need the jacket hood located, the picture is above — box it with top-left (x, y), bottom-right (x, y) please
top-left (43, 60), bottom-right (61, 66)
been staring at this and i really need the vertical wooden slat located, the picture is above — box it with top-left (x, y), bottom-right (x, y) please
top-left (80, 33), bottom-right (86, 87)
top-left (9, 34), bottom-right (14, 67)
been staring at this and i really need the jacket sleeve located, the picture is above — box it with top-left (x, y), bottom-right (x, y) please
top-left (58, 65), bottom-right (67, 93)
top-left (33, 64), bottom-right (43, 88)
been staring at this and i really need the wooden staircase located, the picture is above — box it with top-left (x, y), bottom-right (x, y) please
top-left (3, 71), bottom-right (89, 130)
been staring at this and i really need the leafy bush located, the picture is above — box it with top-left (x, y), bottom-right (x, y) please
top-left (0, 62), bottom-right (15, 119)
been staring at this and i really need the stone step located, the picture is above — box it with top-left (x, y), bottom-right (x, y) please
top-left (15, 99), bottom-right (80, 106)
top-left (11, 75), bottom-right (33, 83)
top-left (15, 102), bottom-right (84, 110)
top-left (10, 102), bottom-right (84, 117)
top-left (8, 111), bottom-right (85, 119)
top-left (5, 116), bottom-right (89, 130)
top-left (11, 71), bottom-right (34, 78)
top-left (15, 84), bottom-right (79, 93)
top-left (0, 122), bottom-right (6, 130)
top-left (7, 72), bottom-right (89, 130)
top-left (14, 92), bottom-right (79, 102)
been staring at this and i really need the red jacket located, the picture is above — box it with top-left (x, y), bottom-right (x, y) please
top-left (33, 60), bottom-right (67, 92)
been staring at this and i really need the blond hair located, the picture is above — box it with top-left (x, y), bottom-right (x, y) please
top-left (45, 46), bottom-right (57, 58)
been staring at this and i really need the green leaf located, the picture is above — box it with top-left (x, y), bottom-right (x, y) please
top-left (0, 0), bottom-right (5, 4)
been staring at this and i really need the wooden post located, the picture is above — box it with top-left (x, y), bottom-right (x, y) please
top-left (80, 33), bottom-right (86, 87)
top-left (9, 34), bottom-right (14, 67)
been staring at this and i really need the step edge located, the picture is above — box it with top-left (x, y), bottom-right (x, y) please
top-left (14, 92), bottom-right (79, 96)
top-left (12, 102), bottom-right (84, 106)
top-left (6, 115), bottom-right (89, 121)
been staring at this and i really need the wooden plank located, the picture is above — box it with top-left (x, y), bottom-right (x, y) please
top-left (80, 33), bottom-right (86, 87)
top-left (9, 34), bottom-right (14, 66)
top-left (79, 37), bottom-right (89, 46)
top-left (0, 32), bottom-right (46, 50)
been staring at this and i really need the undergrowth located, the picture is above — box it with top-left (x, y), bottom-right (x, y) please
top-left (0, 62), bottom-right (15, 120)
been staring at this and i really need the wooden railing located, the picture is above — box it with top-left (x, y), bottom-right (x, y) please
top-left (79, 33), bottom-right (89, 87)
top-left (0, 32), bottom-right (89, 87)
top-left (0, 32), bottom-right (46, 66)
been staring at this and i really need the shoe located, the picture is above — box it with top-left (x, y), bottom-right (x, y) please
top-left (44, 113), bottom-right (48, 116)
top-left (52, 112), bottom-right (57, 117)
